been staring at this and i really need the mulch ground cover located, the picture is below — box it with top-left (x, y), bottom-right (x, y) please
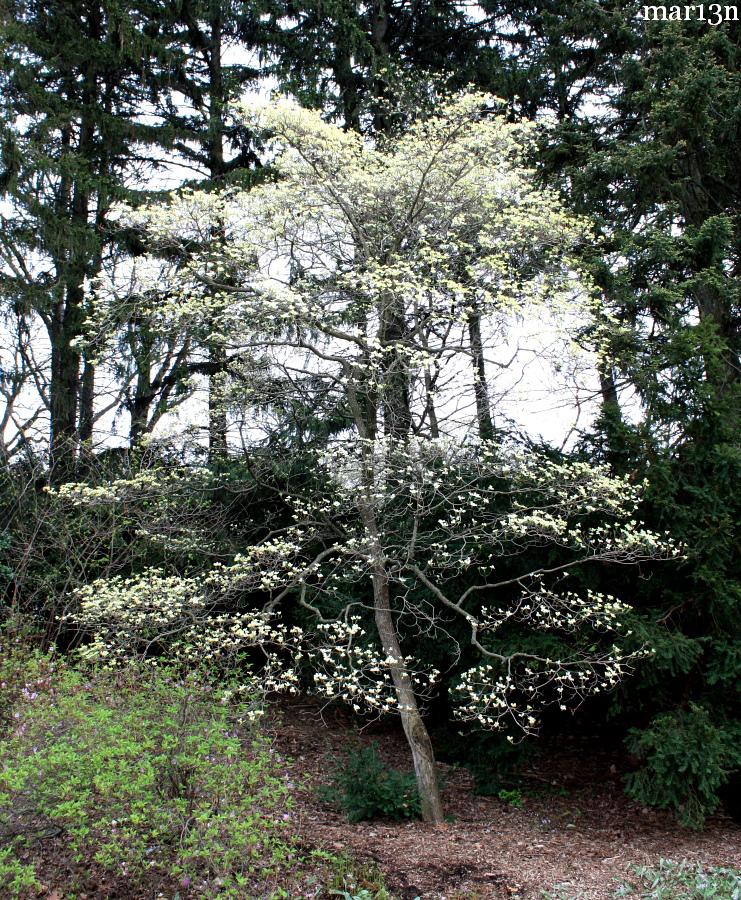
top-left (272, 698), bottom-right (741, 900)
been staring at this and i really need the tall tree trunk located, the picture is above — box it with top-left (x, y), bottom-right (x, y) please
top-left (49, 207), bottom-right (90, 476)
top-left (360, 499), bottom-right (444, 824)
top-left (424, 368), bottom-right (440, 439)
top-left (334, 44), bottom-right (361, 131)
top-left (468, 306), bottom-right (495, 442)
top-left (49, 295), bottom-right (82, 478)
top-left (597, 357), bottom-right (628, 471)
top-left (129, 341), bottom-right (153, 447)
top-left (206, 4), bottom-right (229, 462)
top-left (49, 18), bottom-right (99, 477)
top-left (208, 361), bottom-right (228, 458)
top-left (369, 0), bottom-right (391, 134)
top-left (78, 353), bottom-right (95, 447)
top-left (380, 296), bottom-right (412, 440)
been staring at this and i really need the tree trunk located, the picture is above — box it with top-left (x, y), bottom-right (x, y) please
top-left (468, 306), bottom-right (495, 441)
top-left (78, 354), bottom-right (95, 447)
top-left (369, 0), bottom-right (391, 134)
top-left (49, 301), bottom-right (82, 478)
top-left (208, 353), bottom-right (228, 460)
top-left (362, 505), bottom-right (444, 824)
top-left (380, 295), bottom-right (412, 440)
top-left (206, 6), bottom-right (229, 462)
top-left (334, 43), bottom-right (361, 131)
top-left (129, 384), bottom-right (152, 447)
top-left (597, 358), bottom-right (629, 471)
top-left (424, 368), bottom-right (440, 438)
top-left (49, 33), bottom-right (98, 477)
top-left (373, 570), bottom-right (444, 823)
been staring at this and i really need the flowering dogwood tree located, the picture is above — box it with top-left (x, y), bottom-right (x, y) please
top-left (211, 440), bottom-right (674, 823)
top-left (70, 94), bottom-right (678, 823)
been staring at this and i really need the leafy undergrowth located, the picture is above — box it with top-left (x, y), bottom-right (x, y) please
top-left (2, 639), bottom-right (739, 899)
top-left (613, 859), bottom-right (741, 899)
top-left (0, 641), bottom-right (390, 898)
top-left (546, 858), bottom-right (741, 899)
top-left (320, 742), bottom-right (421, 823)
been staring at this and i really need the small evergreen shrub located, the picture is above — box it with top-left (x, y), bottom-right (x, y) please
top-left (615, 858), bottom-right (741, 898)
top-left (497, 787), bottom-right (525, 808)
top-left (322, 742), bottom-right (421, 823)
top-left (624, 704), bottom-right (737, 828)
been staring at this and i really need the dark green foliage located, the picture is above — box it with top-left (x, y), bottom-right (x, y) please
top-left (600, 420), bottom-right (741, 825)
top-left (624, 704), bottom-right (741, 829)
top-left (524, 13), bottom-right (740, 826)
top-left (322, 743), bottom-right (421, 823)
top-left (432, 721), bottom-right (532, 797)
top-left (262, 0), bottom-right (497, 132)
top-left (0, 531), bottom-right (12, 589)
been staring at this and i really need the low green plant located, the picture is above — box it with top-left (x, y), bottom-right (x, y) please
top-left (497, 787), bottom-right (525, 808)
top-left (624, 704), bottom-right (738, 828)
top-left (321, 742), bottom-right (421, 823)
top-left (326, 853), bottom-right (392, 899)
top-left (332, 891), bottom-right (383, 900)
top-left (0, 848), bottom-right (40, 896)
top-left (541, 887), bottom-right (581, 900)
top-left (269, 849), bottom-right (392, 899)
top-left (615, 858), bottom-right (741, 898)
top-left (0, 655), bottom-right (292, 897)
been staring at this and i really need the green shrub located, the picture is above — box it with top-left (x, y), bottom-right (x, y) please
top-left (0, 849), bottom-right (40, 897)
top-left (0, 655), bottom-right (292, 897)
top-left (322, 742), bottom-right (421, 823)
top-left (624, 704), bottom-right (737, 828)
top-left (497, 787), bottom-right (525, 808)
top-left (615, 858), bottom-right (741, 899)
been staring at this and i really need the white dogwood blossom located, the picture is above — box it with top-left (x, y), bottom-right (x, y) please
top-left (62, 94), bottom-right (681, 823)
top-left (63, 436), bottom-right (677, 737)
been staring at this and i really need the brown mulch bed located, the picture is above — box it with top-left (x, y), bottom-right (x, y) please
top-left (270, 698), bottom-right (741, 900)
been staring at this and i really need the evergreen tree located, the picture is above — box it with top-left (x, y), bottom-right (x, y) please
top-left (573, 21), bottom-right (740, 821)
top-left (0, 0), bottom-right (177, 474)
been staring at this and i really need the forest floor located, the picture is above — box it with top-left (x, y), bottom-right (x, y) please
top-left (6, 692), bottom-right (740, 899)
top-left (271, 698), bottom-right (741, 900)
